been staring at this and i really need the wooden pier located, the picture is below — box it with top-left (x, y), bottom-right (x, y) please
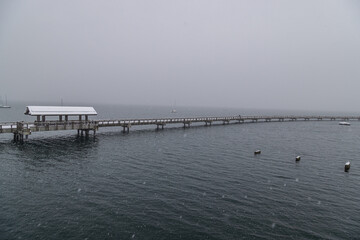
top-left (0, 115), bottom-right (359, 142)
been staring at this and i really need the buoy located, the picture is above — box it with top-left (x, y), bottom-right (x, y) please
top-left (345, 161), bottom-right (350, 172)
top-left (295, 156), bottom-right (301, 161)
top-left (254, 150), bottom-right (261, 155)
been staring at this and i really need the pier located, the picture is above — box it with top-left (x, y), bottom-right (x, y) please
top-left (1, 114), bottom-right (359, 142)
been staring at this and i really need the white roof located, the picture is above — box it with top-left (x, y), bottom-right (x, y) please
top-left (24, 106), bottom-right (97, 116)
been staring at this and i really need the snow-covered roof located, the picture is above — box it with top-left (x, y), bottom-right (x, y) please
top-left (24, 106), bottom-right (97, 116)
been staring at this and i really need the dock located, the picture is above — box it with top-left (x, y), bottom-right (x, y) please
top-left (1, 114), bottom-right (359, 142)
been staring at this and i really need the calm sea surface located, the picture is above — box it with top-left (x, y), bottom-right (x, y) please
top-left (1, 103), bottom-right (360, 239)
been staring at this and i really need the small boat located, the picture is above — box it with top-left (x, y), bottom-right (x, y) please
top-left (254, 150), bottom-right (261, 155)
top-left (339, 122), bottom-right (350, 126)
top-left (295, 156), bottom-right (301, 161)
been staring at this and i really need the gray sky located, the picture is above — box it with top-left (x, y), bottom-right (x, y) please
top-left (1, 0), bottom-right (360, 112)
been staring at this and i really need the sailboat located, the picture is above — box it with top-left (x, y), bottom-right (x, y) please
top-left (0, 95), bottom-right (11, 108)
top-left (171, 100), bottom-right (177, 113)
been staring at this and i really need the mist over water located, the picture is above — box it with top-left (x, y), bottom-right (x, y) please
top-left (1, 104), bottom-right (360, 239)
top-left (1, 1), bottom-right (360, 112)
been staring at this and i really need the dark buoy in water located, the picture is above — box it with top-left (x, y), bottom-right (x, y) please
top-left (295, 156), bottom-right (301, 162)
top-left (254, 150), bottom-right (261, 155)
top-left (345, 161), bottom-right (350, 172)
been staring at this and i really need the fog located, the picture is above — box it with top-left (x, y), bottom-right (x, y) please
top-left (1, 0), bottom-right (360, 112)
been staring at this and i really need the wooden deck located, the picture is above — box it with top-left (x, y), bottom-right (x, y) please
top-left (0, 115), bottom-right (358, 142)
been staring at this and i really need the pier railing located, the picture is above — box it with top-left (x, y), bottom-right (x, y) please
top-left (0, 120), bottom-right (98, 134)
top-left (1, 115), bottom-right (360, 142)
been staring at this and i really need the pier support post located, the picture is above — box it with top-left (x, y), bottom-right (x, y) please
top-left (77, 129), bottom-right (93, 138)
top-left (156, 124), bottom-right (164, 130)
top-left (13, 133), bottom-right (24, 143)
top-left (183, 122), bottom-right (190, 128)
top-left (122, 126), bottom-right (130, 133)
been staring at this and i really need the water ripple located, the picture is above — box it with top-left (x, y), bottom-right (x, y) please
top-left (1, 118), bottom-right (360, 239)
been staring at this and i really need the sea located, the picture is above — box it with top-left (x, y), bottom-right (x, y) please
top-left (1, 102), bottom-right (360, 240)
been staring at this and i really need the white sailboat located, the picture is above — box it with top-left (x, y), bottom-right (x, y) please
top-left (171, 100), bottom-right (177, 113)
top-left (0, 95), bottom-right (11, 108)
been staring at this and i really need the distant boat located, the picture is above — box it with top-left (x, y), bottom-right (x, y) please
top-left (339, 122), bottom-right (350, 126)
top-left (171, 100), bottom-right (177, 113)
top-left (0, 95), bottom-right (10, 108)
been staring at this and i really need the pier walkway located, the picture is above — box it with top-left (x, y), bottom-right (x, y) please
top-left (0, 115), bottom-right (358, 142)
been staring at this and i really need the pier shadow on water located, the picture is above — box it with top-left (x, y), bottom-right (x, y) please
top-left (2, 135), bottom-right (99, 168)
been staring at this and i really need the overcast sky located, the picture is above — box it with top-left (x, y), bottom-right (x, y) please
top-left (1, 0), bottom-right (360, 111)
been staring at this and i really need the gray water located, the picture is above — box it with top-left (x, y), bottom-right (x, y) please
top-left (1, 103), bottom-right (360, 239)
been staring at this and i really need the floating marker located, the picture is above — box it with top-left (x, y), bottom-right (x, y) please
top-left (254, 150), bottom-right (261, 155)
top-left (295, 156), bottom-right (301, 161)
top-left (345, 161), bottom-right (350, 172)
